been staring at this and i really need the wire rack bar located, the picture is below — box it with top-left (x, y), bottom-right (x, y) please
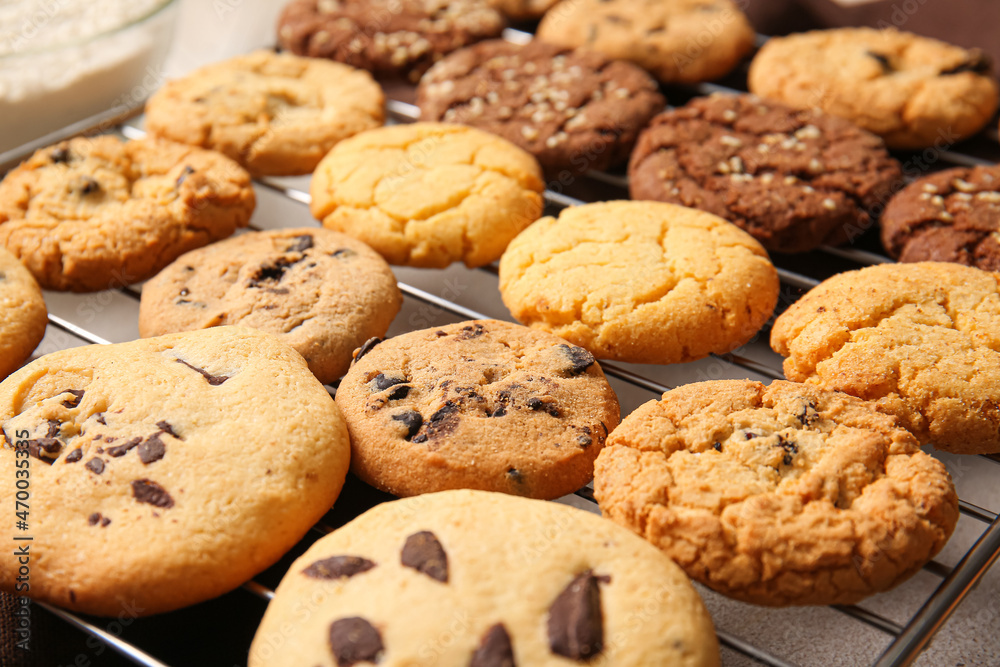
top-left (46, 313), bottom-right (113, 346)
top-left (37, 601), bottom-right (170, 667)
top-left (716, 629), bottom-right (800, 667)
top-left (242, 581), bottom-right (276, 602)
top-left (832, 605), bottom-right (904, 636)
top-left (958, 499), bottom-right (998, 523)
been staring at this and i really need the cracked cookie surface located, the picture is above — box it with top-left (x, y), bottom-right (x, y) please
top-left (417, 39), bottom-right (664, 171)
top-left (881, 164), bottom-right (1000, 270)
top-left (498, 200), bottom-right (779, 364)
top-left (536, 0), bottom-right (755, 84)
top-left (0, 247), bottom-right (46, 381)
top-left (310, 122), bottom-right (544, 268)
top-left (594, 379), bottom-right (958, 606)
top-left (145, 50), bottom-right (385, 176)
top-left (138, 228), bottom-right (401, 384)
top-left (0, 136), bottom-right (255, 292)
top-left (771, 262), bottom-right (1000, 454)
top-left (336, 319), bottom-right (620, 498)
top-left (0, 327), bottom-right (351, 616)
top-left (629, 94), bottom-right (902, 253)
top-left (249, 489), bottom-right (720, 667)
top-left (748, 27), bottom-right (999, 149)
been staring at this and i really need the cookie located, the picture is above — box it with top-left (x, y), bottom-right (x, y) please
top-left (628, 94), bottom-right (903, 253)
top-left (594, 379), bottom-right (958, 606)
top-left (145, 50), bottom-right (385, 177)
top-left (536, 0), bottom-right (755, 84)
top-left (277, 0), bottom-right (505, 82)
top-left (336, 319), bottom-right (620, 498)
top-left (487, 0), bottom-right (558, 20)
top-left (748, 28), bottom-right (1000, 149)
top-left (248, 489), bottom-right (721, 666)
top-left (0, 136), bottom-right (255, 292)
top-left (880, 164), bottom-right (1000, 270)
top-left (771, 262), bottom-right (1000, 455)
top-left (310, 122), bottom-right (544, 268)
top-left (0, 326), bottom-right (351, 616)
top-left (498, 200), bottom-right (780, 364)
top-left (0, 248), bottom-right (47, 381)
top-left (417, 39), bottom-right (665, 173)
top-left (138, 228), bottom-right (402, 385)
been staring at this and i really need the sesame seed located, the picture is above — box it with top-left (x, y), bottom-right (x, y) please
top-left (729, 156), bottom-right (744, 173)
top-left (808, 158), bottom-right (823, 173)
top-left (795, 125), bottom-right (821, 140)
top-left (802, 185), bottom-right (815, 193)
top-left (953, 178), bottom-right (977, 193)
top-left (919, 192), bottom-right (931, 200)
top-left (922, 183), bottom-right (938, 193)
top-left (757, 144), bottom-right (770, 153)
top-left (486, 91), bottom-right (499, 103)
top-left (722, 109), bottom-right (737, 122)
top-left (716, 161), bottom-right (731, 174)
top-left (720, 135), bottom-right (742, 147)
top-left (524, 62), bottom-right (537, 74)
top-left (761, 173), bottom-right (775, 184)
top-left (780, 138), bottom-right (798, 150)
top-left (497, 106), bottom-right (513, 119)
top-left (977, 191), bottom-right (1000, 203)
top-left (822, 198), bottom-right (837, 210)
top-left (940, 212), bottom-right (954, 221)
top-left (441, 80), bottom-right (455, 94)
top-left (784, 176), bottom-right (797, 185)
top-left (931, 195), bottom-right (945, 207)
top-left (521, 126), bottom-right (539, 140)
top-left (956, 192), bottom-right (973, 201)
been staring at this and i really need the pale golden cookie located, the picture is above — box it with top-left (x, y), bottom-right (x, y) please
top-left (498, 200), bottom-right (780, 364)
top-left (0, 248), bottom-right (46, 380)
top-left (771, 261), bottom-right (1000, 455)
top-left (310, 122), bottom-right (544, 268)
top-left (145, 50), bottom-right (385, 176)
top-left (595, 379), bottom-right (958, 606)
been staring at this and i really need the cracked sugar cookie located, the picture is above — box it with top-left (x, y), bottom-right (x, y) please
top-left (594, 379), bottom-right (958, 606)
top-left (498, 200), bottom-right (780, 364)
top-left (249, 489), bottom-right (721, 666)
top-left (771, 261), bottom-right (1000, 455)
top-left (145, 50), bottom-right (385, 176)
top-left (0, 327), bottom-right (351, 616)
top-left (336, 319), bottom-right (620, 498)
top-left (0, 248), bottom-right (46, 381)
top-left (138, 228), bottom-right (401, 384)
top-left (310, 123), bottom-right (544, 268)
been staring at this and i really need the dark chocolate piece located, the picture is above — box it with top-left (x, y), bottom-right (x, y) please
top-left (401, 531), bottom-right (449, 583)
top-left (138, 433), bottom-right (166, 465)
top-left (65, 448), bottom-right (83, 463)
top-left (547, 571), bottom-right (605, 660)
top-left (176, 165), bottom-right (195, 187)
top-left (527, 397), bottom-right (560, 418)
top-left (941, 51), bottom-right (992, 76)
top-left (156, 421), bottom-right (179, 438)
top-left (329, 617), bottom-right (384, 667)
top-left (286, 234), bottom-right (314, 253)
top-left (353, 337), bottom-right (382, 363)
top-left (107, 437), bottom-right (141, 457)
top-left (78, 177), bottom-right (100, 195)
top-left (85, 458), bottom-right (105, 475)
top-left (559, 344), bottom-right (596, 376)
top-left (175, 358), bottom-right (229, 386)
top-left (131, 479), bottom-right (175, 508)
top-left (331, 248), bottom-right (356, 259)
top-left (392, 410), bottom-right (423, 440)
top-left (866, 51), bottom-right (894, 73)
top-left (62, 389), bottom-right (85, 409)
top-left (50, 147), bottom-right (70, 163)
top-left (778, 435), bottom-right (799, 466)
top-left (455, 323), bottom-right (486, 340)
top-left (471, 623), bottom-right (516, 667)
top-left (303, 556), bottom-right (376, 580)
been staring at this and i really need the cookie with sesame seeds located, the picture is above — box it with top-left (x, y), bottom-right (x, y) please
top-left (487, 0), bottom-right (559, 20)
top-left (536, 0), bottom-right (755, 84)
top-left (0, 247), bottom-right (47, 381)
top-left (277, 0), bottom-right (505, 82)
top-left (594, 379), bottom-right (958, 606)
top-left (628, 94), bottom-right (903, 253)
top-left (335, 319), bottom-right (621, 499)
top-left (417, 39), bottom-right (664, 171)
top-left (880, 164), bottom-right (1000, 271)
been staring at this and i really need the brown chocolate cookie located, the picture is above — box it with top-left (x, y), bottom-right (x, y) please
top-left (417, 39), bottom-right (665, 171)
top-left (628, 94), bottom-right (903, 253)
top-left (277, 0), bottom-right (505, 82)
top-left (881, 164), bottom-right (1000, 270)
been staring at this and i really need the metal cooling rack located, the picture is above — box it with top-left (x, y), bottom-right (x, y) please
top-left (4, 24), bottom-right (1000, 667)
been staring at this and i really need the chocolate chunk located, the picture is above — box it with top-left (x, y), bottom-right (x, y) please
top-left (455, 323), bottom-right (486, 340)
top-left (941, 51), bottom-right (992, 76)
top-left (392, 410), bottom-right (423, 440)
top-left (559, 344), bottom-right (595, 376)
top-left (506, 467), bottom-right (523, 483)
top-left (401, 531), bottom-right (449, 583)
top-left (50, 147), bottom-right (70, 163)
top-left (62, 389), bottom-right (84, 409)
top-left (265, 287), bottom-right (290, 295)
top-left (435, 330), bottom-right (447, 337)
top-left (426, 401), bottom-right (461, 439)
top-left (107, 437), bottom-right (141, 457)
top-left (331, 248), bottom-right (356, 259)
top-left (156, 421), bottom-right (179, 438)
top-left (489, 405), bottom-right (507, 418)
top-left (866, 51), bottom-right (894, 73)
top-left (65, 448), bottom-right (83, 463)
top-left (778, 435), bottom-right (799, 466)
top-left (131, 479), bottom-right (175, 508)
top-left (303, 556), bottom-right (376, 580)
top-left (176, 359), bottom-right (229, 386)
top-left (95, 413), bottom-right (107, 425)
top-left (547, 571), bottom-right (606, 661)
top-left (353, 337), bottom-right (382, 363)
top-left (43, 420), bottom-right (61, 438)
top-left (85, 458), bottom-right (105, 475)
top-left (101, 517), bottom-right (110, 527)
top-left (286, 235), bottom-right (314, 253)
top-left (795, 400), bottom-right (819, 427)
top-left (176, 165), bottom-right (195, 187)
top-left (248, 257), bottom-right (296, 287)
top-left (471, 623), bottom-right (516, 667)
top-left (745, 431), bottom-right (757, 440)
top-left (577, 431), bottom-right (592, 448)
top-left (412, 434), bottom-right (428, 443)
top-left (78, 177), bottom-right (100, 195)
top-left (527, 397), bottom-right (560, 418)
top-left (374, 373), bottom-right (407, 391)
top-left (88, 513), bottom-right (101, 526)
top-left (28, 437), bottom-right (62, 462)
top-left (713, 442), bottom-right (722, 452)
top-left (387, 385), bottom-right (411, 400)
top-left (138, 433), bottom-right (166, 464)
top-left (329, 617), bottom-right (383, 667)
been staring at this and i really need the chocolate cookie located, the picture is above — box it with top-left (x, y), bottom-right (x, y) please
top-left (487, 0), bottom-right (558, 20)
top-left (629, 93), bottom-right (903, 253)
top-left (0, 327), bottom-right (351, 616)
top-left (138, 228), bottom-right (402, 384)
top-left (417, 39), bottom-right (665, 171)
top-left (277, 0), bottom-right (505, 82)
top-left (595, 379), bottom-right (958, 606)
top-left (249, 490), bottom-right (721, 666)
top-left (335, 319), bottom-right (621, 499)
top-left (0, 136), bottom-right (255, 292)
top-left (0, 247), bottom-right (46, 381)
top-left (881, 164), bottom-right (1000, 270)
top-left (748, 28), bottom-right (1000, 149)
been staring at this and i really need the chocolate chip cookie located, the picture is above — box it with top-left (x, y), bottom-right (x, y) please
top-left (0, 327), bottom-right (351, 616)
top-left (628, 93), bottom-right (903, 253)
top-left (249, 489), bottom-right (721, 666)
top-left (310, 122), bottom-right (544, 268)
top-left (748, 28), bottom-right (1000, 149)
top-left (145, 50), bottom-right (385, 176)
top-left (417, 39), bottom-right (665, 172)
top-left (498, 200), bottom-right (780, 364)
top-left (0, 136), bottom-right (255, 292)
top-left (0, 248), bottom-right (46, 381)
top-left (771, 261), bottom-right (1000, 455)
top-left (595, 379), bottom-right (958, 606)
top-left (536, 0), bottom-right (755, 84)
top-left (138, 228), bottom-right (402, 384)
top-left (336, 320), bottom-right (620, 498)
top-left (881, 164), bottom-right (1000, 270)
top-left (277, 0), bottom-right (505, 82)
